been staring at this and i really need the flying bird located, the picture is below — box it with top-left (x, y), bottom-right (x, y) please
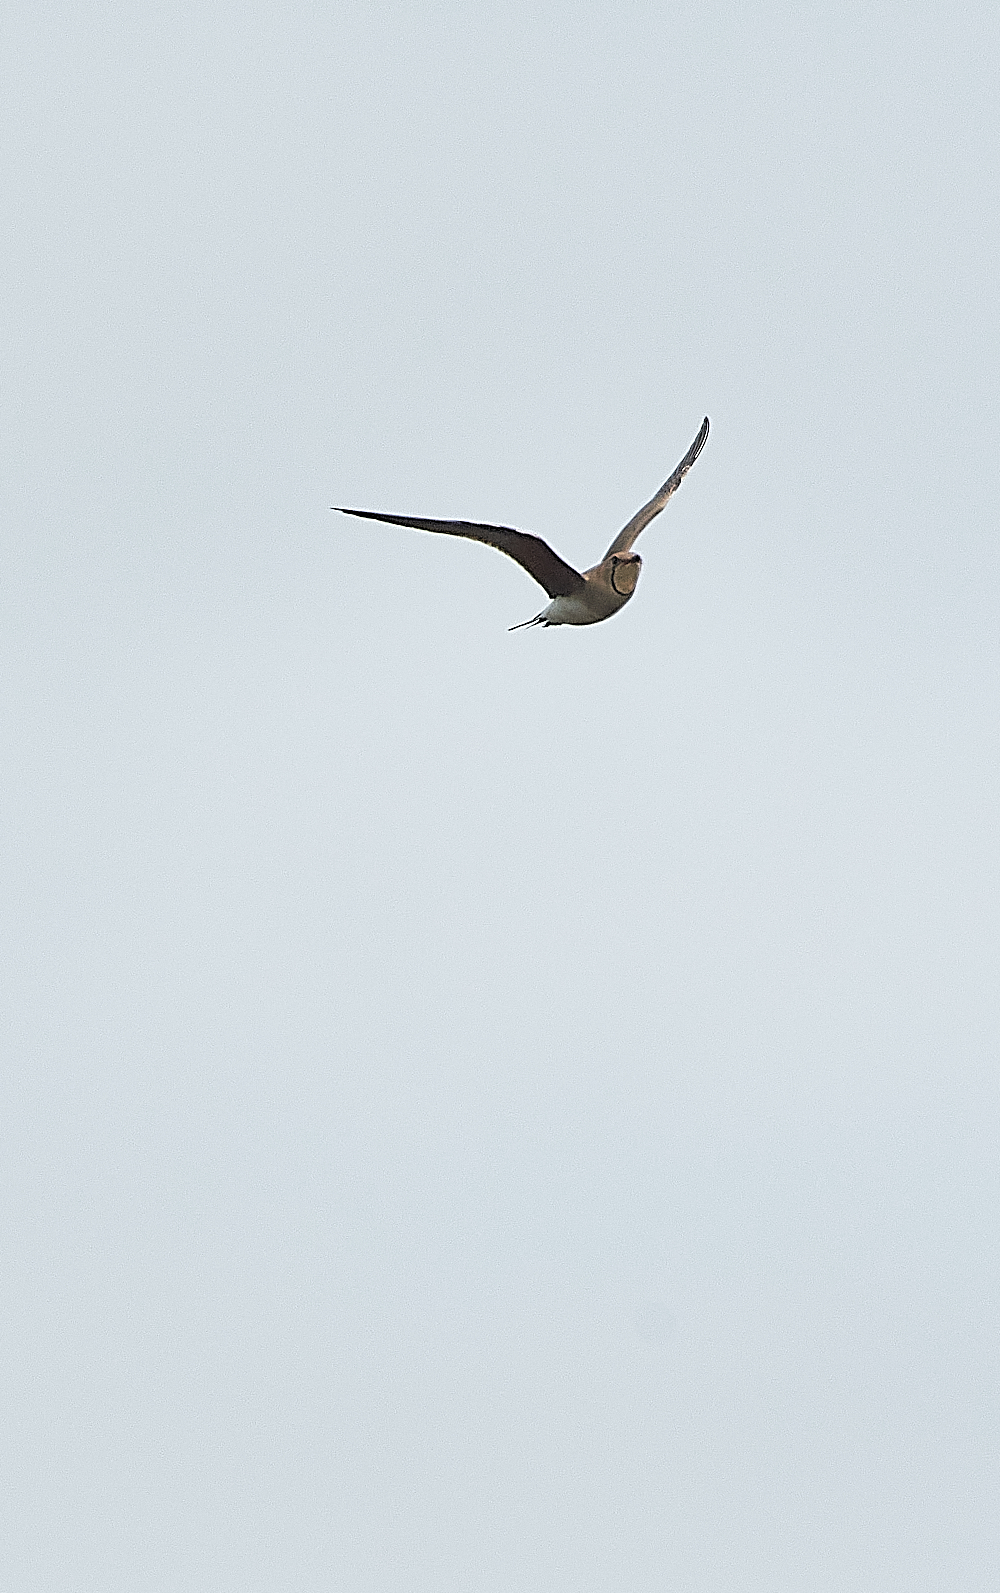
top-left (332, 416), bottom-right (709, 629)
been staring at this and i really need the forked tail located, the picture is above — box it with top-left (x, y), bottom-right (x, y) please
top-left (509, 610), bottom-right (548, 631)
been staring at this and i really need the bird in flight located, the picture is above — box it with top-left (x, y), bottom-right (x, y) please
top-left (333, 416), bottom-right (709, 630)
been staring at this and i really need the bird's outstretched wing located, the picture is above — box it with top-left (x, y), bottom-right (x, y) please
top-left (332, 508), bottom-right (586, 598)
top-left (603, 416), bottom-right (709, 560)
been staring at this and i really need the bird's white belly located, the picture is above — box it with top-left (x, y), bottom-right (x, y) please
top-left (546, 584), bottom-right (632, 626)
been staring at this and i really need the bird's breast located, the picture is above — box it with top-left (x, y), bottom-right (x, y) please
top-left (546, 566), bottom-right (638, 626)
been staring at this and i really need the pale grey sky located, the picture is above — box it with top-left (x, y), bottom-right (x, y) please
top-left (3, 3), bottom-right (999, 1589)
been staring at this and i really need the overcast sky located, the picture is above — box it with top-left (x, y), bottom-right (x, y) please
top-left (3, 3), bottom-right (999, 1589)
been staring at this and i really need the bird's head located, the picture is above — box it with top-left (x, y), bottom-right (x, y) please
top-left (609, 552), bottom-right (642, 597)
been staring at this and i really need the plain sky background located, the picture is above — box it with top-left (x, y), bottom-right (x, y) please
top-left (3, 3), bottom-right (999, 1589)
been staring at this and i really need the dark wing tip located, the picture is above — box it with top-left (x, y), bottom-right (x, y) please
top-left (678, 416), bottom-right (710, 474)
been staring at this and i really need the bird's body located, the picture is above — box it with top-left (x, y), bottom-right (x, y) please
top-left (333, 417), bottom-right (708, 630)
top-left (517, 552), bottom-right (643, 629)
